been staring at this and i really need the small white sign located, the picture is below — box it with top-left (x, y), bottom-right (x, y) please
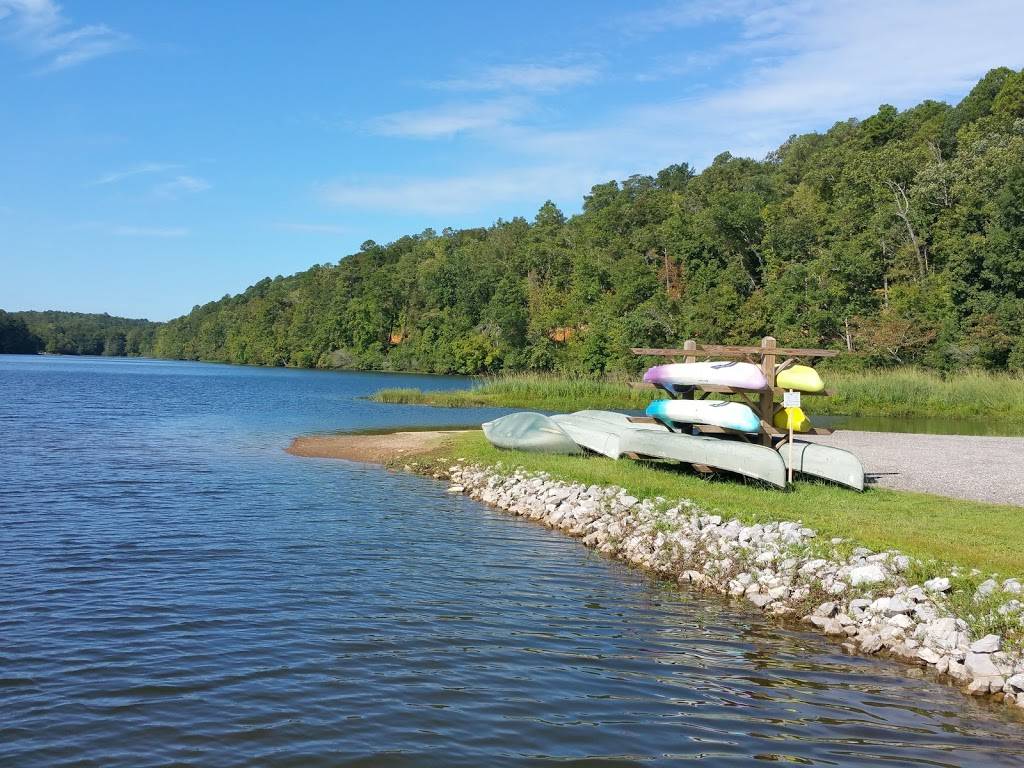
top-left (783, 390), bottom-right (801, 408)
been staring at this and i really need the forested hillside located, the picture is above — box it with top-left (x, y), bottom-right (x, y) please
top-left (3, 311), bottom-right (160, 357)
top-left (154, 68), bottom-right (1024, 374)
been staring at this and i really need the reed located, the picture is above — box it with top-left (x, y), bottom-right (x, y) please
top-left (372, 368), bottom-right (1024, 420)
top-left (817, 368), bottom-right (1024, 418)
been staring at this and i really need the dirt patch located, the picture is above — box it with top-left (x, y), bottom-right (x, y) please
top-left (286, 430), bottom-right (470, 464)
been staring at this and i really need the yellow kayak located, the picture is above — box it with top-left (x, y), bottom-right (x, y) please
top-left (774, 406), bottom-right (812, 433)
top-left (776, 364), bottom-right (825, 392)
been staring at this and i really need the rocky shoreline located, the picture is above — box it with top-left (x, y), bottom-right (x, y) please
top-left (437, 462), bottom-right (1024, 716)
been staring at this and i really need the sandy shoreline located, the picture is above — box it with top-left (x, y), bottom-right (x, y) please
top-left (286, 430), bottom-right (469, 464)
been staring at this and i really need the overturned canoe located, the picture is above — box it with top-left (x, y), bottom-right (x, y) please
top-left (482, 412), bottom-right (582, 454)
top-left (777, 439), bottom-right (864, 491)
top-left (553, 410), bottom-right (788, 488)
top-left (550, 410), bottom-right (629, 458)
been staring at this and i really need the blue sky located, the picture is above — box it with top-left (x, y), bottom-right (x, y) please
top-left (2, 0), bottom-right (1022, 321)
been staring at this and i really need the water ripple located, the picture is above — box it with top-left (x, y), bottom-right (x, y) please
top-left (1, 356), bottom-right (1022, 767)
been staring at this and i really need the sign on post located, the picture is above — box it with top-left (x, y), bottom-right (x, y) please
top-left (783, 390), bottom-right (801, 408)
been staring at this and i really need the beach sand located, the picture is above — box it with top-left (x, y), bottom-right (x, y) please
top-left (286, 430), bottom-right (467, 464)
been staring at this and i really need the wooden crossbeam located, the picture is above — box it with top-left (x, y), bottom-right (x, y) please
top-left (631, 345), bottom-right (840, 358)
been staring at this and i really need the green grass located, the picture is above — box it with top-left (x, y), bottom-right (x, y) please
top-left (373, 372), bottom-right (652, 412)
top-left (423, 431), bottom-right (1024, 578)
top-left (371, 368), bottom-right (1024, 421)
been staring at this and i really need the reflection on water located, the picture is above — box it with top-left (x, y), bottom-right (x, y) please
top-left (816, 413), bottom-right (1024, 436)
top-left (1, 355), bottom-right (1022, 767)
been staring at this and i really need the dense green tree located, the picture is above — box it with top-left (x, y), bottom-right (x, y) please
top-left (0, 310), bottom-right (41, 353)
top-left (3, 311), bottom-right (158, 357)
top-left (147, 68), bottom-right (1024, 375)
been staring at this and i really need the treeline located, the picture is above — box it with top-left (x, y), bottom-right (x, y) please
top-left (0, 310), bottom-right (160, 356)
top-left (153, 67), bottom-right (1024, 374)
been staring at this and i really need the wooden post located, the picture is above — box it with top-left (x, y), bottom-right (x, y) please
top-left (758, 336), bottom-right (776, 448)
top-left (683, 339), bottom-right (697, 364)
top-left (787, 409), bottom-right (794, 484)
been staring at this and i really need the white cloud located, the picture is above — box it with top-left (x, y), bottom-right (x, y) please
top-left (90, 163), bottom-right (180, 186)
top-left (432, 63), bottom-right (599, 93)
top-left (370, 98), bottom-right (529, 139)
top-left (319, 165), bottom-right (608, 216)
top-left (328, 1), bottom-right (1024, 217)
top-left (0, 0), bottom-right (129, 72)
top-left (154, 175), bottom-right (211, 198)
top-left (275, 222), bottom-right (347, 235)
top-left (511, 1), bottom-right (1024, 170)
top-left (112, 226), bottom-right (188, 238)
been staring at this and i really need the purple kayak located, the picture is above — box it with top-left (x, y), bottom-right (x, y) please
top-left (643, 361), bottom-right (768, 390)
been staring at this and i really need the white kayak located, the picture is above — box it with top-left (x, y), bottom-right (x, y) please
top-left (643, 361), bottom-right (767, 390)
top-left (646, 399), bottom-right (761, 432)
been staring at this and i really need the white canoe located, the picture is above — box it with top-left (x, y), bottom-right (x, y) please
top-left (643, 361), bottom-right (767, 390)
top-left (482, 412), bottom-right (582, 454)
top-left (777, 440), bottom-right (864, 491)
top-left (552, 411), bottom-right (787, 488)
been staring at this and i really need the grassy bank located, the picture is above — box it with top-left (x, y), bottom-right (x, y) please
top-left (373, 368), bottom-right (1024, 420)
top-left (420, 431), bottom-right (1023, 579)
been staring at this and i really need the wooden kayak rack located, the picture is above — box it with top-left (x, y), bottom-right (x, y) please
top-left (629, 336), bottom-right (839, 447)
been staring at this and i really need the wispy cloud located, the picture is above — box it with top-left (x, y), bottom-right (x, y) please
top-left (431, 62), bottom-right (600, 93)
top-left (319, 165), bottom-right (610, 216)
top-left (275, 222), bottom-right (347, 235)
top-left (370, 97), bottom-right (529, 139)
top-left (620, 0), bottom-right (767, 34)
top-left (330, 1), bottom-right (1024, 218)
top-left (0, 0), bottom-right (129, 72)
top-left (90, 163), bottom-right (180, 186)
top-left (153, 175), bottom-right (211, 198)
top-left (504, 1), bottom-right (1024, 174)
top-left (112, 225), bottom-right (188, 238)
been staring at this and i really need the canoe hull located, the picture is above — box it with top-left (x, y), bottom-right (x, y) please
top-left (553, 410), bottom-right (787, 488)
top-left (777, 440), bottom-right (864, 491)
top-left (482, 412), bottom-right (582, 454)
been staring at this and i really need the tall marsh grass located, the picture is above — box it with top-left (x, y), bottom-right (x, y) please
top-left (372, 368), bottom-right (1024, 420)
top-left (820, 368), bottom-right (1024, 418)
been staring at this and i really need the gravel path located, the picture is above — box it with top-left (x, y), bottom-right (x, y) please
top-left (804, 430), bottom-right (1024, 506)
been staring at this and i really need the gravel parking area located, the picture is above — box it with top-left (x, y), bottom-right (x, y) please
top-left (805, 430), bottom-right (1024, 506)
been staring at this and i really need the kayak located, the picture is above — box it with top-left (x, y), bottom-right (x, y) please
top-left (643, 361), bottom-right (767, 390)
top-left (482, 412), bottom-right (582, 454)
top-left (551, 411), bottom-right (787, 488)
top-left (773, 406), bottom-right (812, 433)
top-left (776, 364), bottom-right (825, 392)
top-left (646, 399), bottom-right (761, 433)
top-left (777, 440), bottom-right (864, 491)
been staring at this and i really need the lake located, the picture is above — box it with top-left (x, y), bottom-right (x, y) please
top-left (2, 355), bottom-right (1022, 767)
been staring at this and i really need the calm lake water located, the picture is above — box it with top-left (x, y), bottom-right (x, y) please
top-left (2, 355), bottom-right (1022, 767)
